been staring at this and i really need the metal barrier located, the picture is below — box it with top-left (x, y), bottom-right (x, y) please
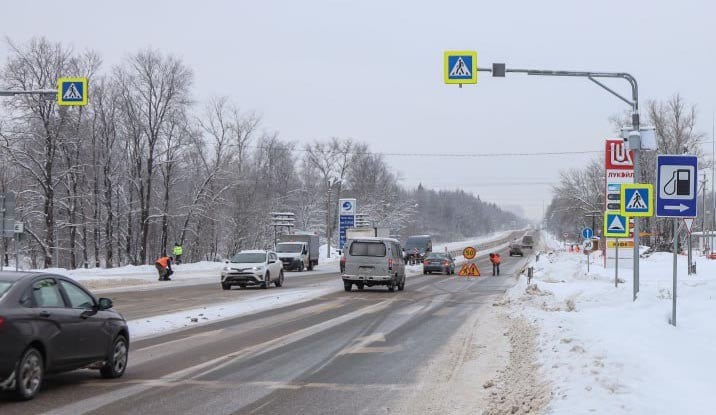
top-left (444, 229), bottom-right (529, 259)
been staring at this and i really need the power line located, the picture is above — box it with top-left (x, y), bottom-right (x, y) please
top-left (247, 144), bottom-right (601, 159)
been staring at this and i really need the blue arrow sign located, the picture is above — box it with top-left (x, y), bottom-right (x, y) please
top-left (656, 155), bottom-right (698, 218)
top-left (581, 227), bottom-right (593, 239)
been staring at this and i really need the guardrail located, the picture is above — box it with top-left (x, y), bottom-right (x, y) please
top-left (443, 229), bottom-right (529, 258)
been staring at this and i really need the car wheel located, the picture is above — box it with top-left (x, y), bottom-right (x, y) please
top-left (14, 347), bottom-right (43, 400)
top-left (221, 283), bottom-right (231, 290)
top-left (398, 277), bottom-right (405, 291)
top-left (298, 262), bottom-right (304, 272)
top-left (388, 278), bottom-right (396, 292)
top-left (275, 271), bottom-right (284, 287)
top-left (262, 272), bottom-right (270, 289)
top-left (101, 335), bottom-right (128, 379)
top-left (344, 282), bottom-right (352, 292)
top-left (357, 283), bottom-right (364, 290)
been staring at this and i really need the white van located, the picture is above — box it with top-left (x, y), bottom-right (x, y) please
top-left (341, 237), bottom-right (406, 292)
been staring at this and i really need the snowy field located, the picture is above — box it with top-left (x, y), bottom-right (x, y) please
top-left (507, 234), bottom-right (716, 414)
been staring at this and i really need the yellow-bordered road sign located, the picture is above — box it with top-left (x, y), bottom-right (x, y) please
top-left (463, 246), bottom-right (476, 260)
top-left (58, 77), bottom-right (88, 106)
top-left (458, 262), bottom-right (480, 277)
top-left (604, 212), bottom-right (630, 238)
top-left (620, 183), bottom-right (653, 217)
top-left (444, 51), bottom-right (477, 85)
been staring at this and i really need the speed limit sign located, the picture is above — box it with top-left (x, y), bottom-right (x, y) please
top-left (582, 240), bottom-right (593, 251)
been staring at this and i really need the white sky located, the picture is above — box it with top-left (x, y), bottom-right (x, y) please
top-left (2, 0), bottom-right (714, 219)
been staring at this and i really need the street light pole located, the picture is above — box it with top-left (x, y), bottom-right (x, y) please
top-left (478, 64), bottom-right (641, 299)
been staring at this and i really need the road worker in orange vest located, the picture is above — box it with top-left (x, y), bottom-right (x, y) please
top-left (489, 252), bottom-right (501, 276)
top-left (155, 255), bottom-right (173, 281)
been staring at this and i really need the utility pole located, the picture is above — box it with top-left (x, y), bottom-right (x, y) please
top-left (701, 173), bottom-right (708, 236)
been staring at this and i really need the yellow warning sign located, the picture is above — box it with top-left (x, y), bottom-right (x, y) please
top-left (458, 262), bottom-right (480, 277)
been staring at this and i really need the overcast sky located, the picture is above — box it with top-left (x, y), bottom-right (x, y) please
top-left (2, 0), bottom-right (714, 219)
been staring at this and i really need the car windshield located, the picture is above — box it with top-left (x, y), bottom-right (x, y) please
top-left (349, 241), bottom-right (386, 257)
top-left (276, 243), bottom-right (303, 253)
top-left (231, 253), bottom-right (266, 263)
top-left (0, 281), bottom-right (12, 298)
top-left (405, 237), bottom-right (429, 250)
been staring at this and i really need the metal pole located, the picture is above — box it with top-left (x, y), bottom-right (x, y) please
top-left (15, 231), bottom-right (19, 271)
top-left (688, 232), bottom-right (692, 275)
top-left (672, 218), bottom-right (678, 326)
top-left (0, 195), bottom-right (5, 272)
top-left (326, 185), bottom-right (332, 259)
top-left (615, 238), bottom-right (619, 288)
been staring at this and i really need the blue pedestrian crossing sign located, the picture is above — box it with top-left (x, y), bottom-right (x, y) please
top-left (444, 51), bottom-right (477, 85)
top-left (581, 227), bottom-right (593, 239)
top-left (656, 155), bottom-right (698, 218)
top-left (604, 212), bottom-right (629, 238)
top-left (57, 77), bottom-right (88, 106)
top-left (620, 184), bottom-right (653, 217)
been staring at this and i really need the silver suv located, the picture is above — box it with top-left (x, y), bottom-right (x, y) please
top-left (342, 238), bottom-right (406, 292)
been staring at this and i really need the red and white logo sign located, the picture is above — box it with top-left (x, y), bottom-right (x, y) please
top-left (605, 139), bottom-right (634, 170)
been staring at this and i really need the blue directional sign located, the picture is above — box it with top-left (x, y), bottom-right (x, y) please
top-left (581, 227), bottom-right (593, 239)
top-left (656, 155), bottom-right (698, 218)
top-left (338, 198), bottom-right (356, 250)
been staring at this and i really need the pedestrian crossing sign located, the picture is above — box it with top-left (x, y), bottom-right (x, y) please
top-left (604, 212), bottom-right (630, 238)
top-left (57, 77), bottom-right (88, 106)
top-left (444, 51), bottom-right (477, 85)
top-left (620, 184), bottom-right (653, 217)
top-left (458, 262), bottom-right (480, 277)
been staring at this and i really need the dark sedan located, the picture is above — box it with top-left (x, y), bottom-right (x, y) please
top-left (0, 272), bottom-right (129, 400)
top-left (422, 253), bottom-right (455, 275)
top-left (509, 242), bottom-right (524, 257)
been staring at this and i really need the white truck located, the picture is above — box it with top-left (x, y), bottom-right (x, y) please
top-left (276, 233), bottom-right (320, 271)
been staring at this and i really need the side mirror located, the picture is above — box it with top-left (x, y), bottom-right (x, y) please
top-left (224, 260), bottom-right (229, 264)
top-left (98, 297), bottom-right (113, 310)
top-left (269, 260), bottom-right (276, 264)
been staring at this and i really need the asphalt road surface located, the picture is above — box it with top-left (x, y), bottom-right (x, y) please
top-left (0, 243), bottom-right (532, 415)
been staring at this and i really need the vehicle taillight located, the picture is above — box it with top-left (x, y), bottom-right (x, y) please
top-left (0, 316), bottom-right (5, 328)
top-left (388, 258), bottom-right (393, 270)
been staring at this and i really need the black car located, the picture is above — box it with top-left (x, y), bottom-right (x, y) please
top-left (422, 253), bottom-right (455, 275)
top-left (0, 272), bottom-right (129, 400)
top-left (509, 242), bottom-right (524, 257)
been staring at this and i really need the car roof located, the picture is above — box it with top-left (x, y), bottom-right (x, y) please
top-left (350, 237), bottom-right (400, 243)
top-left (0, 271), bottom-right (51, 282)
top-left (239, 250), bottom-right (270, 254)
top-left (406, 235), bottom-right (431, 239)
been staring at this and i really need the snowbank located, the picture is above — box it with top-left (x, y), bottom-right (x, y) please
top-left (506, 234), bottom-right (716, 414)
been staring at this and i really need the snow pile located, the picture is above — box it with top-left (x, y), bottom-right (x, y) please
top-left (319, 244), bottom-right (341, 262)
top-left (130, 285), bottom-right (336, 339)
top-left (505, 234), bottom-right (716, 414)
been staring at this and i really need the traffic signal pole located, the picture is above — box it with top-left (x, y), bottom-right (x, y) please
top-left (478, 64), bottom-right (641, 300)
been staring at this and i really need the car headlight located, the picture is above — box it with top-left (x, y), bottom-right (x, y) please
top-left (253, 265), bottom-right (265, 271)
top-left (222, 266), bottom-right (230, 272)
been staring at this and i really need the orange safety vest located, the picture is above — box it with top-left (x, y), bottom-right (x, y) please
top-left (156, 256), bottom-right (170, 268)
top-left (492, 254), bottom-right (501, 265)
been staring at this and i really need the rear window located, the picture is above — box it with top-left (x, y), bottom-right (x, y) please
top-left (0, 281), bottom-right (12, 298)
top-left (405, 237), bottom-right (430, 250)
top-left (427, 253), bottom-right (446, 259)
top-left (522, 236), bottom-right (534, 242)
top-left (349, 241), bottom-right (387, 257)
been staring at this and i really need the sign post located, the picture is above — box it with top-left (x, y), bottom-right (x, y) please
top-left (684, 218), bottom-right (694, 275)
top-left (338, 199), bottom-right (356, 251)
top-left (605, 213), bottom-right (629, 288)
top-left (656, 155), bottom-right (698, 327)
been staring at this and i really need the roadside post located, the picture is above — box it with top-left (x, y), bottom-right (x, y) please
top-left (683, 218), bottom-right (694, 275)
top-left (0, 193), bottom-right (16, 271)
top-left (14, 222), bottom-right (23, 271)
top-left (605, 213), bottom-right (629, 288)
top-left (656, 155), bottom-right (698, 326)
